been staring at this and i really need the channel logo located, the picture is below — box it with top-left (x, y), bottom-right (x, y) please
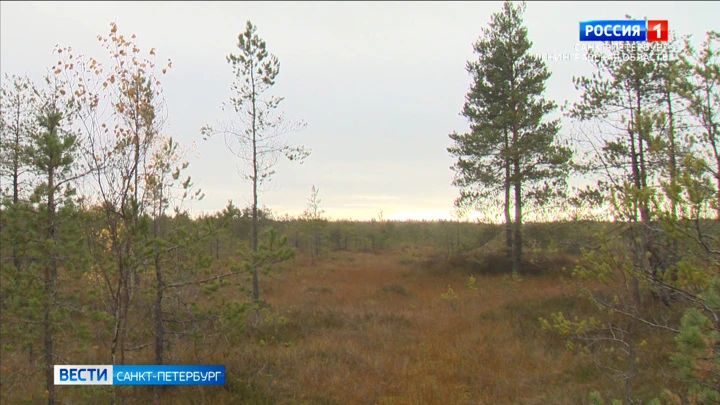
top-left (54, 365), bottom-right (225, 386)
top-left (579, 20), bottom-right (668, 42)
top-left (55, 365), bottom-right (112, 385)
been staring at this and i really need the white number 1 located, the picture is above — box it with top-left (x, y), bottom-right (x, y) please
top-left (652, 23), bottom-right (661, 38)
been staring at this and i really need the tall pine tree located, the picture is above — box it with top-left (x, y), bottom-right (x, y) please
top-left (448, 1), bottom-right (571, 273)
top-left (202, 21), bottom-right (310, 303)
top-left (27, 92), bottom-right (82, 405)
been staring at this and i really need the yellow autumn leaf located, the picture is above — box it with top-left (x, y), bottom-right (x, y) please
top-left (161, 68), bottom-right (167, 74)
top-left (59, 89), bottom-right (66, 95)
top-left (150, 47), bottom-right (155, 55)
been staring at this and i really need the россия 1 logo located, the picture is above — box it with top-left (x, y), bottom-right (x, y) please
top-left (579, 20), bottom-right (668, 42)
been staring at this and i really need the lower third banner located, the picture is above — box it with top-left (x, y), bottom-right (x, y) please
top-left (54, 365), bottom-right (225, 385)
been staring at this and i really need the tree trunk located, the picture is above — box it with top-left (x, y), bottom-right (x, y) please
top-left (12, 96), bottom-right (22, 279)
top-left (43, 303), bottom-right (55, 405)
top-left (662, 65), bottom-right (680, 295)
top-left (120, 276), bottom-right (129, 366)
top-left (625, 323), bottom-right (636, 404)
top-left (110, 286), bottom-right (121, 364)
top-left (43, 164), bottom-right (57, 405)
top-left (110, 249), bottom-right (130, 381)
top-left (664, 49), bottom-right (678, 220)
top-left (131, 91), bottom-right (141, 299)
top-left (153, 211), bottom-right (164, 405)
top-left (716, 165), bottom-right (720, 221)
top-left (706, 133), bottom-right (720, 220)
top-left (251, 66), bottom-right (260, 303)
top-left (512, 161), bottom-right (523, 275)
top-left (700, 78), bottom-right (720, 221)
top-left (628, 77), bottom-right (646, 307)
top-left (504, 129), bottom-right (512, 258)
top-left (13, 96), bottom-right (21, 206)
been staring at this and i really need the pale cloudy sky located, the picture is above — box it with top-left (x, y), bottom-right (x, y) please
top-left (1, 1), bottom-right (718, 221)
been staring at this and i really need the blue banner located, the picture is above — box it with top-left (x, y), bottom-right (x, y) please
top-left (113, 365), bottom-right (225, 385)
top-left (54, 365), bottom-right (225, 385)
top-left (579, 20), bottom-right (647, 42)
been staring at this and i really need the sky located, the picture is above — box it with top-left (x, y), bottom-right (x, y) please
top-left (1, 1), bottom-right (719, 221)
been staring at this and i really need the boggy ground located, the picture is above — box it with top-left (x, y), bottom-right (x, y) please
top-left (4, 247), bottom-right (676, 404)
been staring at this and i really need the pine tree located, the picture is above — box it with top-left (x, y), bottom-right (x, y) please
top-left (448, 1), bottom-right (571, 274)
top-left (144, 134), bottom-right (208, 404)
top-left (202, 20), bottom-right (310, 303)
top-left (0, 74), bottom-right (40, 277)
top-left (545, 23), bottom-right (712, 403)
top-left (680, 31), bottom-right (720, 219)
top-left (26, 92), bottom-right (81, 405)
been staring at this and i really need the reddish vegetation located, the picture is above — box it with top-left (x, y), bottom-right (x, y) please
top-left (3, 247), bottom-right (674, 404)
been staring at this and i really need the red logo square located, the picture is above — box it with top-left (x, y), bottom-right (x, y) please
top-left (647, 20), bottom-right (669, 42)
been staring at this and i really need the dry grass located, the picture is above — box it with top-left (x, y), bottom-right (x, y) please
top-left (1, 247), bottom-right (676, 404)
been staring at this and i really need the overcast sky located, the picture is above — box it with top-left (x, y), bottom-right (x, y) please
top-left (1, 1), bottom-right (718, 221)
